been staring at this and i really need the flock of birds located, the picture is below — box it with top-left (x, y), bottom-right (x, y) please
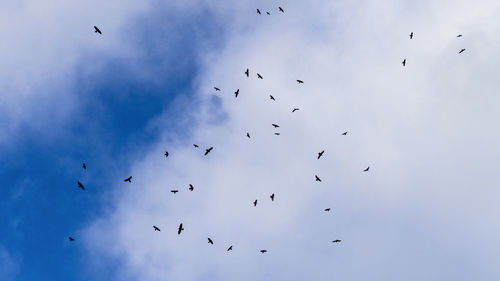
top-left (70, 8), bottom-right (468, 255)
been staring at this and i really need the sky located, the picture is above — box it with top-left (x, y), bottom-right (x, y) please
top-left (1, 0), bottom-right (500, 280)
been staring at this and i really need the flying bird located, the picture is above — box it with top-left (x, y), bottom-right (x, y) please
top-left (171, 190), bottom-right (179, 194)
top-left (279, 7), bottom-right (284, 13)
top-left (69, 237), bottom-right (75, 241)
top-left (208, 238), bottom-right (214, 245)
top-left (317, 150), bottom-right (325, 159)
top-left (124, 176), bottom-right (132, 182)
top-left (402, 59), bottom-right (406, 66)
top-left (324, 208), bottom-right (331, 212)
top-left (245, 68), bottom-right (249, 77)
top-left (178, 223), bottom-right (184, 235)
top-left (189, 184), bottom-right (194, 191)
top-left (409, 32), bottom-right (413, 39)
top-left (257, 73), bottom-right (263, 79)
top-left (292, 108), bottom-right (299, 112)
top-left (332, 240), bottom-right (341, 243)
top-left (260, 250), bottom-right (267, 253)
top-left (315, 175), bottom-right (322, 182)
top-left (272, 124), bottom-right (279, 128)
top-left (266, 12), bottom-right (270, 15)
top-left (82, 163), bottom-right (86, 170)
top-left (459, 48), bottom-right (466, 54)
top-left (457, 34), bottom-right (463, 37)
top-left (270, 193), bottom-right (275, 201)
top-left (153, 226), bottom-right (161, 232)
top-left (274, 133), bottom-right (280, 136)
top-left (164, 151), bottom-right (169, 157)
top-left (364, 166), bottom-right (370, 172)
top-left (270, 95), bottom-right (275, 101)
top-left (246, 132), bottom-right (251, 138)
top-left (296, 79), bottom-right (304, 84)
top-left (214, 87), bottom-right (220, 91)
top-left (253, 199), bottom-right (258, 206)
top-left (77, 181), bottom-right (85, 190)
top-left (205, 147), bottom-right (213, 155)
top-left (234, 89), bottom-right (239, 97)
top-left (94, 26), bottom-right (102, 34)
top-left (193, 144), bottom-right (199, 148)
top-left (257, 9), bottom-right (261, 14)
top-left (342, 131), bottom-right (348, 135)
top-left (227, 245), bottom-right (233, 251)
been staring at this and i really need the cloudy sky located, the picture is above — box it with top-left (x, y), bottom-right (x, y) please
top-left (1, 0), bottom-right (500, 280)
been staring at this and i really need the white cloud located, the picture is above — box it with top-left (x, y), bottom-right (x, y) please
top-left (85, 0), bottom-right (500, 280)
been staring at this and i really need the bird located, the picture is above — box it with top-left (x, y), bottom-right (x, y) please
top-left (266, 12), bottom-right (270, 15)
top-left (208, 238), bottom-right (214, 244)
top-left (279, 7), bottom-right (284, 13)
top-left (245, 68), bottom-right (249, 77)
top-left (292, 108), bottom-right (299, 112)
top-left (82, 163), bottom-right (86, 170)
top-left (457, 34), bottom-right (463, 37)
top-left (124, 176), bottom-right (132, 182)
top-left (324, 208), bottom-right (331, 212)
top-left (214, 87), bottom-right (220, 91)
top-left (178, 223), bottom-right (184, 235)
top-left (270, 95), bottom-right (275, 101)
top-left (253, 199), bottom-right (258, 206)
top-left (332, 240), bottom-right (341, 243)
top-left (246, 132), bottom-right (251, 138)
top-left (205, 147), bottom-right (213, 155)
top-left (409, 32), bottom-right (413, 39)
top-left (297, 79), bottom-right (304, 84)
top-left (363, 166), bottom-right (370, 172)
top-left (77, 181), bottom-right (85, 190)
top-left (234, 89), bottom-right (239, 98)
top-left (402, 59), bottom-right (406, 66)
top-left (257, 73), bottom-right (263, 79)
top-left (317, 150), bottom-right (325, 159)
top-left (69, 237), bottom-right (75, 241)
top-left (94, 26), bottom-right (102, 34)
top-left (257, 9), bottom-right (261, 14)
top-left (260, 250), bottom-right (267, 253)
top-left (227, 245), bottom-right (233, 251)
top-left (315, 175), bottom-right (322, 182)
top-left (270, 193), bottom-right (275, 201)
top-left (459, 48), bottom-right (466, 54)
top-left (193, 144), bottom-right (199, 148)
top-left (153, 226), bottom-right (161, 232)
top-left (164, 151), bottom-right (169, 157)
top-left (274, 133), bottom-right (280, 136)
top-left (272, 124), bottom-right (279, 128)
top-left (342, 131), bottom-right (348, 135)
top-left (189, 184), bottom-right (194, 191)
top-left (171, 190), bottom-right (179, 194)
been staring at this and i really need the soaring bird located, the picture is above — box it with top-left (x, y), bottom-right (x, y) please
top-left (274, 133), bottom-right (280, 136)
top-left (459, 48), bottom-right (466, 54)
top-left (178, 223), bottom-right (184, 235)
top-left (324, 208), bottom-right (331, 212)
top-left (364, 166), bottom-right (370, 172)
top-left (82, 163), bottom-right (86, 170)
top-left (409, 32), bottom-right (413, 39)
top-left (260, 250), bottom-right (267, 253)
top-left (69, 237), bottom-right (75, 241)
top-left (279, 7), bottom-right (284, 13)
top-left (227, 245), bottom-right (233, 251)
top-left (94, 26), bottom-right (102, 34)
top-left (164, 151), bottom-right (169, 157)
top-left (153, 226), bottom-right (161, 232)
top-left (193, 144), bottom-right (199, 148)
top-left (315, 175), bottom-right (322, 182)
top-left (214, 87), bottom-right (220, 91)
top-left (171, 190), bottom-right (179, 194)
top-left (257, 73), bottom-right (263, 79)
top-left (332, 240), bottom-right (341, 243)
top-left (253, 199), bottom-right (258, 206)
top-left (208, 238), bottom-right (214, 245)
top-left (266, 11), bottom-right (270, 15)
top-left (292, 108), bottom-right (299, 112)
top-left (77, 181), bottom-right (85, 190)
top-left (189, 184), bottom-right (194, 191)
top-left (402, 59), bottom-right (406, 66)
top-left (270, 95), bottom-right (275, 101)
top-left (257, 9), bottom-right (261, 14)
top-left (124, 176), bottom-right (132, 182)
top-left (272, 124), bottom-right (279, 128)
top-left (245, 68), bottom-right (249, 77)
top-left (205, 147), bottom-right (213, 155)
top-left (296, 79), bottom-right (304, 84)
top-left (317, 150), bottom-right (325, 159)
top-left (457, 34), bottom-right (463, 37)
top-left (270, 193), bottom-right (275, 201)
top-left (342, 131), bottom-right (348, 135)
top-left (234, 89), bottom-right (239, 98)
top-left (246, 132), bottom-right (251, 138)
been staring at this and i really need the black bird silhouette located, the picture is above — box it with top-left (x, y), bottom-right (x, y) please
top-left (153, 226), bottom-right (160, 231)
top-left (246, 132), bottom-right (251, 138)
top-left (164, 151), bottom-right (169, 157)
top-left (274, 133), bottom-right (280, 136)
top-left (332, 240), bottom-right (341, 243)
top-left (124, 176), bottom-right (132, 183)
top-left (279, 7), bottom-right (284, 13)
top-left (208, 238), bottom-right (214, 244)
top-left (266, 12), bottom-right (270, 15)
top-left (402, 59), bottom-right (406, 66)
top-left (409, 32), bottom-right (413, 39)
top-left (364, 166), bottom-right (370, 172)
top-left (214, 87), bottom-right (220, 91)
top-left (457, 34), bottom-right (463, 37)
top-left (77, 181), bottom-right (85, 190)
top-left (324, 208), bottom-right (331, 211)
top-left (189, 184), bottom-right (194, 191)
top-left (270, 95), bottom-right (275, 101)
top-left (260, 250), bottom-right (267, 253)
top-left (171, 190), bottom-right (179, 194)
top-left (234, 89), bottom-right (239, 98)
top-left (257, 9), bottom-right (261, 14)
top-left (270, 193), bottom-right (275, 201)
top-left (297, 79), bottom-right (304, 84)
top-left (82, 163), bottom-right (86, 170)
top-left (245, 68), bottom-right (249, 77)
top-left (459, 48), bottom-right (466, 54)
top-left (257, 73), bottom-right (263, 79)
top-left (178, 223), bottom-right (184, 234)
top-left (342, 131), bottom-right (348, 135)
top-left (292, 108), bottom-right (299, 112)
top-left (315, 175), bottom-right (322, 182)
top-left (69, 237), bottom-right (75, 241)
top-left (272, 124), bottom-right (279, 128)
top-left (317, 150), bottom-right (325, 159)
top-left (205, 147), bottom-right (213, 155)
top-left (193, 144), bottom-right (199, 148)
top-left (253, 199), bottom-right (257, 206)
top-left (227, 245), bottom-right (233, 251)
top-left (94, 26), bottom-right (102, 34)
